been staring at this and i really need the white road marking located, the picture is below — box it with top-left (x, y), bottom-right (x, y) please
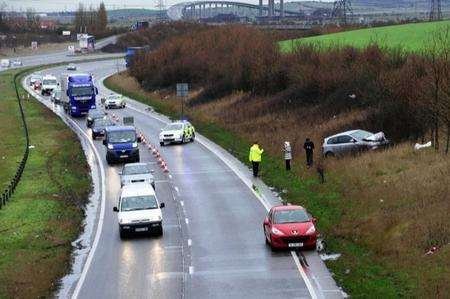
top-left (174, 186), bottom-right (180, 194)
top-left (189, 266), bottom-right (194, 275)
top-left (180, 200), bottom-right (184, 207)
top-left (291, 251), bottom-right (319, 299)
top-left (187, 239), bottom-right (192, 247)
top-left (168, 174), bottom-right (173, 179)
top-left (185, 218), bottom-right (189, 225)
top-left (23, 78), bottom-right (107, 299)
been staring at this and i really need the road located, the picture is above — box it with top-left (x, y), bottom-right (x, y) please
top-left (0, 35), bottom-right (120, 72)
top-left (24, 59), bottom-right (344, 299)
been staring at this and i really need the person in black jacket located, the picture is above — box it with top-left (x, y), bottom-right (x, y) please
top-left (303, 138), bottom-right (315, 168)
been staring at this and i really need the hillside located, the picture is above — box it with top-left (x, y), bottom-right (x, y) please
top-left (280, 20), bottom-right (450, 52)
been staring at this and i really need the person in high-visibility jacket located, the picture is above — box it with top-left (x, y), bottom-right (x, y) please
top-left (249, 142), bottom-right (264, 178)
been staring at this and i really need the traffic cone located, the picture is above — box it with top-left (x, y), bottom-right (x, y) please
top-left (163, 165), bottom-right (169, 173)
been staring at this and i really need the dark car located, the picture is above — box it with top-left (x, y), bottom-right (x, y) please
top-left (103, 126), bottom-right (141, 165)
top-left (92, 118), bottom-right (115, 139)
top-left (86, 109), bottom-right (107, 128)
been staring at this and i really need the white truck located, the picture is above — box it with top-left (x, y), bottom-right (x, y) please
top-left (41, 74), bottom-right (59, 96)
top-left (1, 59), bottom-right (10, 68)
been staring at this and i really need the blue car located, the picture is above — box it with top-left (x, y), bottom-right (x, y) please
top-left (103, 126), bottom-right (141, 165)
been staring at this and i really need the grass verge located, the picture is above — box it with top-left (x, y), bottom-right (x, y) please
top-left (0, 68), bottom-right (91, 298)
top-left (280, 20), bottom-right (450, 53)
top-left (104, 73), bottom-right (436, 297)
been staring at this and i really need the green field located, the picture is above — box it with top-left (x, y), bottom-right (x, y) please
top-left (0, 68), bottom-right (91, 298)
top-left (280, 20), bottom-right (450, 52)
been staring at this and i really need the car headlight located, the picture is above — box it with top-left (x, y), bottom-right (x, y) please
top-left (271, 227), bottom-right (285, 236)
top-left (90, 105), bottom-right (96, 109)
top-left (119, 218), bottom-right (131, 225)
top-left (306, 225), bottom-right (316, 235)
top-left (107, 144), bottom-right (114, 149)
top-left (132, 142), bottom-right (138, 148)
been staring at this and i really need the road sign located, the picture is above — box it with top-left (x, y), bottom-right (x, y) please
top-left (62, 31), bottom-right (71, 36)
top-left (123, 116), bottom-right (134, 126)
top-left (176, 83), bottom-right (188, 97)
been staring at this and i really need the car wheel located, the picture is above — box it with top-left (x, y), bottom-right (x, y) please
top-left (92, 132), bottom-right (96, 140)
top-left (151, 182), bottom-right (156, 190)
top-left (325, 151), bottom-right (335, 158)
top-left (160, 142), bottom-right (164, 146)
top-left (119, 229), bottom-right (127, 239)
top-left (106, 156), bottom-right (113, 165)
top-left (157, 227), bottom-right (163, 236)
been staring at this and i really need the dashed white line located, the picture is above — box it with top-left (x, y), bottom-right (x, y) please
top-left (189, 266), bottom-right (194, 275)
top-left (187, 239), bottom-right (192, 246)
top-left (180, 200), bottom-right (184, 207)
top-left (174, 186), bottom-right (180, 194)
top-left (185, 218), bottom-right (189, 225)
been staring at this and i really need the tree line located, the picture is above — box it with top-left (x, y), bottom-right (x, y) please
top-left (74, 2), bottom-right (108, 35)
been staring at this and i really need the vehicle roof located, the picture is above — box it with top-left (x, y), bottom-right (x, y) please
top-left (325, 129), bottom-right (369, 139)
top-left (121, 183), bottom-right (156, 198)
top-left (272, 205), bottom-right (306, 211)
top-left (93, 119), bottom-right (113, 126)
top-left (43, 74), bottom-right (57, 79)
top-left (124, 162), bottom-right (148, 168)
top-left (106, 125), bottom-right (135, 132)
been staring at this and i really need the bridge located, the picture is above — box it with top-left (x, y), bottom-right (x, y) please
top-left (167, 1), bottom-right (303, 21)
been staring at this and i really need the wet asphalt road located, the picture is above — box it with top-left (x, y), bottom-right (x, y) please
top-left (28, 59), bottom-right (336, 299)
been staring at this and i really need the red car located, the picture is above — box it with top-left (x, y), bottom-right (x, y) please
top-left (263, 205), bottom-right (318, 250)
top-left (33, 80), bottom-right (41, 91)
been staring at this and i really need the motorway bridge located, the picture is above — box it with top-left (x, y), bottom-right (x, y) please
top-left (167, 1), bottom-right (303, 21)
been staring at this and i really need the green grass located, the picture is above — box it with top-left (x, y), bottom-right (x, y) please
top-left (0, 68), bottom-right (91, 298)
top-left (280, 20), bottom-right (450, 53)
top-left (105, 73), bottom-right (411, 297)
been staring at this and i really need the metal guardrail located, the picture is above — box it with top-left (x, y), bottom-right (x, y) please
top-left (0, 69), bottom-right (30, 209)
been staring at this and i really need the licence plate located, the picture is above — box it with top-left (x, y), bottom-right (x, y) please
top-left (288, 242), bottom-right (303, 248)
top-left (120, 155), bottom-right (128, 158)
top-left (135, 227), bottom-right (148, 232)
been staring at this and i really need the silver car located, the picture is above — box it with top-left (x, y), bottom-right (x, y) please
top-left (120, 163), bottom-right (155, 189)
top-left (322, 129), bottom-right (389, 157)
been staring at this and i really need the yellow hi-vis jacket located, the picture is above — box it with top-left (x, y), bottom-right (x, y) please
top-left (249, 144), bottom-right (264, 162)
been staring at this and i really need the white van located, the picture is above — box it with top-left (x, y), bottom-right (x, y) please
top-left (1, 59), bottom-right (10, 68)
top-left (113, 183), bottom-right (165, 238)
top-left (41, 74), bottom-right (59, 96)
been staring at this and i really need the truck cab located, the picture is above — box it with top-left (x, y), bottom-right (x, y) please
top-left (103, 126), bottom-right (141, 164)
top-left (61, 73), bottom-right (98, 117)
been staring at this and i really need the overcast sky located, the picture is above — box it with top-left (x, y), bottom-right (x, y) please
top-left (4, 0), bottom-right (332, 12)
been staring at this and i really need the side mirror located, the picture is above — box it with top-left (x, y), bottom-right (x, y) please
top-left (113, 207), bottom-right (119, 212)
top-left (160, 128), bottom-right (163, 132)
top-left (352, 139), bottom-right (357, 143)
top-left (263, 217), bottom-right (269, 226)
top-left (102, 139), bottom-right (107, 146)
top-left (137, 136), bottom-right (142, 143)
top-left (160, 202), bottom-right (165, 208)
top-left (95, 87), bottom-right (99, 95)
top-left (312, 217), bottom-right (318, 224)
top-left (66, 90), bottom-right (70, 96)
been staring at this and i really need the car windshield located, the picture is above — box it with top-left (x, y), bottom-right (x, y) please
top-left (108, 130), bottom-right (135, 143)
top-left (94, 119), bottom-right (113, 128)
top-left (165, 124), bottom-right (182, 131)
top-left (53, 91), bottom-right (61, 97)
top-left (72, 86), bottom-right (94, 97)
top-left (274, 209), bottom-right (310, 224)
top-left (121, 195), bottom-right (158, 211)
top-left (107, 95), bottom-right (121, 100)
top-left (123, 164), bottom-right (150, 175)
top-left (43, 79), bottom-right (57, 85)
top-left (350, 130), bottom-right (373, 140)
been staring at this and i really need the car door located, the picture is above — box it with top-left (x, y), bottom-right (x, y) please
top-left (337, 135), bottom-right (356, 155)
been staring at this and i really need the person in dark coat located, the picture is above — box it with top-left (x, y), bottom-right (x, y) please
top-left (303, 138), bottom-right (315, 168)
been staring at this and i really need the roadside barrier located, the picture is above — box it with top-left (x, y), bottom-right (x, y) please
top-left (1, 70), bottom-right (30, 209)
